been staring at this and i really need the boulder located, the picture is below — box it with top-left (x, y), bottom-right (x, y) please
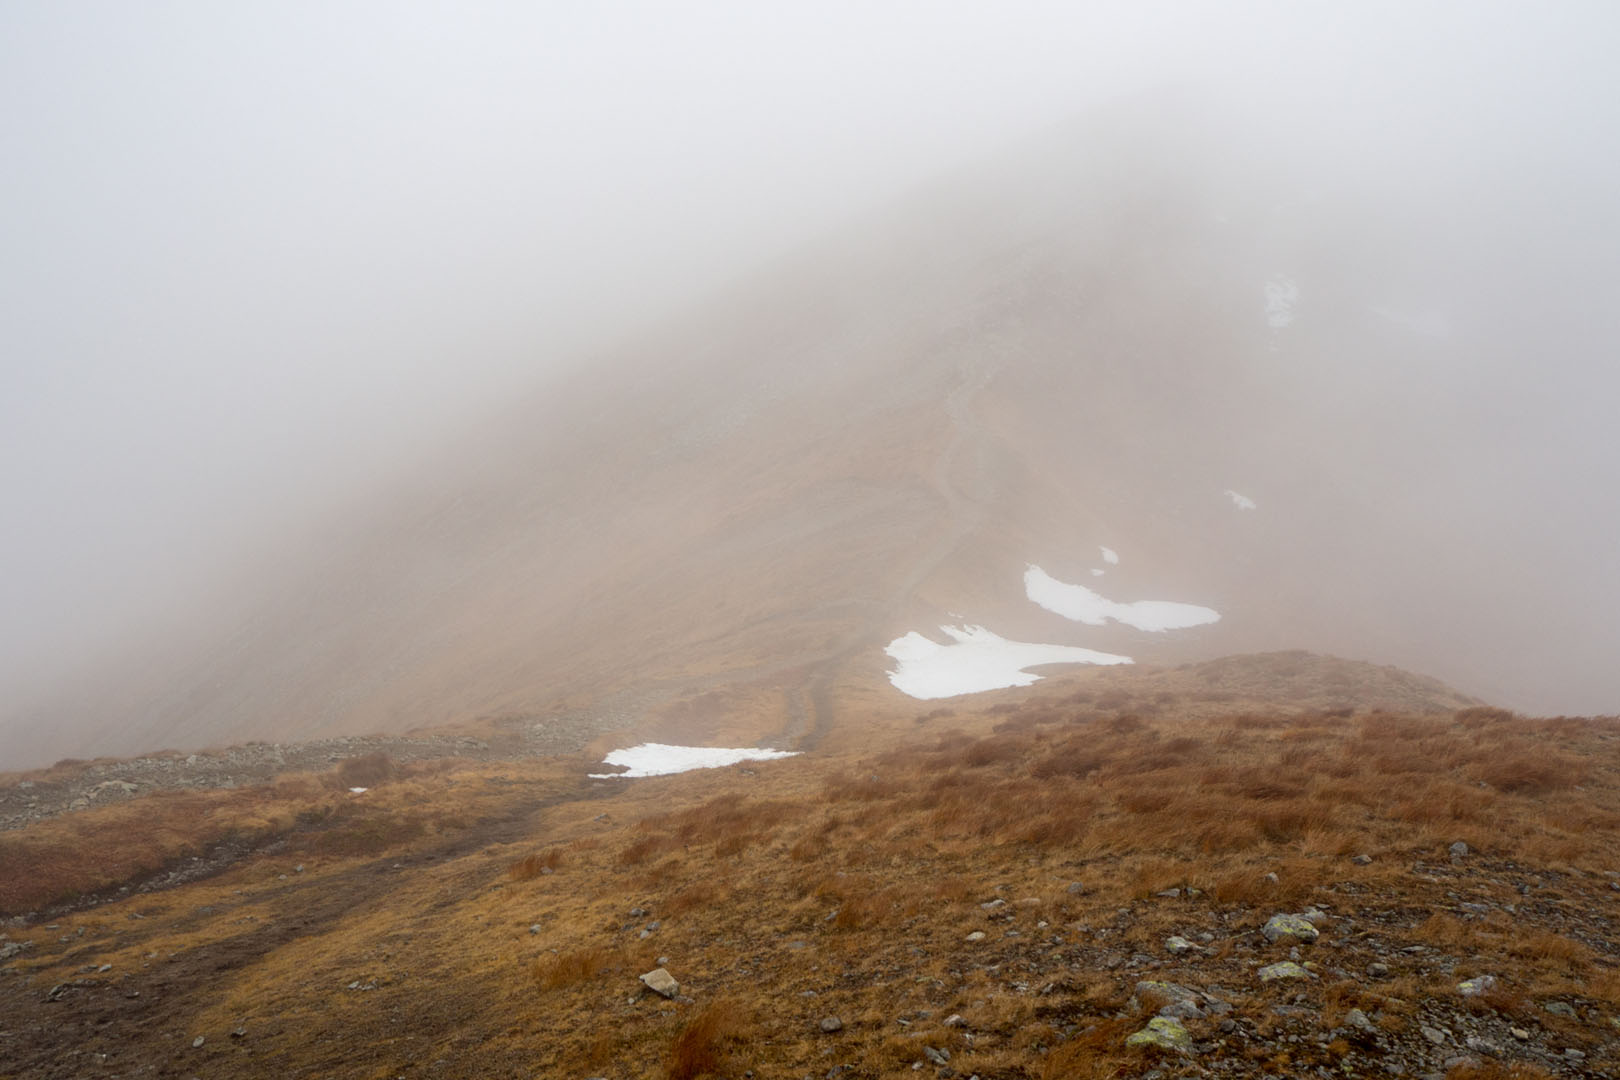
top-left (639, 968), bottom-right (678, 998)
top-left (1124, 1016), bottom-right (1193, 1054)
top-left (1261, 913), bottom-right (1320, 944)
top-left (1257, 961), bottom-right (1313, 982)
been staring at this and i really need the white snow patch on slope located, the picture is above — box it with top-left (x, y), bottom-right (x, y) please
top-left (1265, 276), bottom-right (1298, 328)
top-left (885, 624), bottom-right (1131, 700)
top-left (1100, 546), bottom-right (1119, 565)
top-left (590, 743), bottom-right (798, 779)
top-left (1024, 565), bottom-right (1221, 632)
top-left (1090, 568), bottom-right (1105, 577)
top-left (1224, 489), bottom-right (1257, 510)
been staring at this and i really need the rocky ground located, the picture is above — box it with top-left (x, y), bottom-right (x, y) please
top-left (0, 708), bottom-right (626, 833)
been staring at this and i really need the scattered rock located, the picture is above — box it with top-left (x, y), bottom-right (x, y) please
top-left (1366, 962), bottom-right (1390, 978)
top-left (1154, 888), bottom-right (1182, 899)
top-left (1261, 914), bottom-right (1320, 944)
top-left (639, 968), bottom-right (678, 999)
top-left (980, 899), bottom-right (1005, 911)
top-left (1351, 854), bottom-right (1373, 865)
top-left (943, 1014), bottom-right (966, 1028)
top-left (1125, 1017), bottom-right (1193, 1054)
top-left (1134, 981), bottom-right (1202, 1007)
top-left (1257, 962), bottom-right (1313, 982)
top-left (1346, 1009), bottom-right (1375, 1032)
top-left (923, 1046), bottom-right (949, 1066)
top-left (1543, 1001), bottom-right (1576, 1018)
top-left (818, 1016), bottom-right (843, 1033)
top-left (1510, 1027), bottom-right (1530, 1040)
top-left (1420, 1026), bottom-right (1447, 1046)
top-left (529, 924), bottom-right (541, 935)
top-left (1456, 975), bottom-right (1497, 997)
top-left (1465, 1035), bottom-right (1499, 1055)
top-left (192, 1036), bottom-right (205, 1049)
top-left (1164, 936), bottom-right (1195, 955)
top-left (1065, 882), bottom-right (1085, 894)
top-left (1449, 841), bottom-right (1469, 858)
top-left (965, 931), bottom-right (986, 942)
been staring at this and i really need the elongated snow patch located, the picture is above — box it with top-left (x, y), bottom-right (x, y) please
top-left (885, 624), bottom-right (1132, 700)
top-left (589, 743), bottom-right (798, 779)
top-left (1224, 489), bottom-right (1257, 510)
top-left (1024, 565), bottom-right (1220, 632)
top-left (1100, 546), bottom-right (1120, 565)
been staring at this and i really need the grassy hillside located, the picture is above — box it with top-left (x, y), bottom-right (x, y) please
top-left (2, 658), bottom-right (1617, 1078)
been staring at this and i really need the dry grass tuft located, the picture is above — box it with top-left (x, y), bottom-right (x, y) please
top-left (531, 946), bottom-right (628, 990)
top-left (509, 847), bottom-right (566, 881)
top-left (665, 1000), bottom-right (751, 1080)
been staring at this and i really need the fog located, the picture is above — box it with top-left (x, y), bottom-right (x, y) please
top-left (4, 2), bottom-right (1620, 765)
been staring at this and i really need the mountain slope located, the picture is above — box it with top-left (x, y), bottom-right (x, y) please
top-left (4, 99), bottom-right (1611, 767)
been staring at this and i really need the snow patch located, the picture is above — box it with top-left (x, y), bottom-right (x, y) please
top-left (589, 743), bottom-right (798, 779)
top-left (1265, 276), bottom-right (1298, 328)
top-left (1224, 489), bottom-right (1257, 510)
top-left (348, 787), bottom-right (368, 794)
top-left (1023, 565), bottom-right (1221, 632)
top-left (1100, 546), bottom-right (1119, 565)
top-left (885, 624), bottom-right (1131, 700)
top-left (1090, 568), bottom-right (1105, 577)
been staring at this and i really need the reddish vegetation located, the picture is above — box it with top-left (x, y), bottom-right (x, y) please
top-left (1, 666), bottom-right (1616, 1078)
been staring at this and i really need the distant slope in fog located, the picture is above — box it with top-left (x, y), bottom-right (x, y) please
top-left (5, 96), bottom-right (1615, 767)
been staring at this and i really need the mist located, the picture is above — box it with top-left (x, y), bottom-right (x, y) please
top-left (4, 1), bottom-right (1620, 766)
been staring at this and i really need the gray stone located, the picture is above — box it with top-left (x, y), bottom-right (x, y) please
top-left (1420, 1026), bottom-right (1447, 1046)
top-left (1351, 854), bottom-right (1373, 865)
top-left (943, 1014), bottom-right (966, 1028)
top-left (1366, 962), bottom-right (1390, 978)
top-left (1125, 1016), bottom-right (1193, 1054)
top-left (818, 1016), bottom-right (843, 1033)
top-left (192, 1036), bottom-right (205, 1049)
top-left (1449, 841), bottom-right (1469, 858)
top-left (1262, 914), bottom-right (1320, 944)
top-left (639, 968), bottom-right (678, 999)
top-left (980, 899), bottom-right (1005, 911)
top-left (964, 931), bottom-right (985, 942)
top-left (1509, 1027), bottom-right (1530, 1040)
top-left (1465, 1036), bottom-right (1498, 1055)
top-left (529, 924), bottom-right (541, 935)
top-left (1257, 961), bottom-right (1313, 982)
top-left (1159, 1000), bottom-right (1205, 1020)
top-left (1346, 1009), bottom-right (1375, 1032)
top-left (1456, 975), bottom-right (1497, 997)
top-left (923, 1046), bottom-right (949, 1065)
top-left (1543, 1001), bottom-right (1576, 1018)
top-left (1066, 882), bottom-right (1085, 894)
top-left (1134, 980), bottom-right (1202, 1006)
top-left (1164, 935), bottom-right (1195, 955)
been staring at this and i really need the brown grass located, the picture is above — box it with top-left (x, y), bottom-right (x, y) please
top-left (531, 946), bottom-right (630, 990)
top-left (509, 847), bottom-right (566, 881)
top-left (665, 1000), bottom-right (751, 1080)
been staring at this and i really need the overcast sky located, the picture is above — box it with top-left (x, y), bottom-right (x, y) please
top-left (3, 1), bottom-right (1619, 709)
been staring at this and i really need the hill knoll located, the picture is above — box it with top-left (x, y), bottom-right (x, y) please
top-left (2, 657), bottom-right (1616, 1079)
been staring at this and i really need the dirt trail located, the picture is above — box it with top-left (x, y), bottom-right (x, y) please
top-left (776, 344), bottom-right (1006, 750)
top-left (0, 777), bottom-right (611, 1079)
